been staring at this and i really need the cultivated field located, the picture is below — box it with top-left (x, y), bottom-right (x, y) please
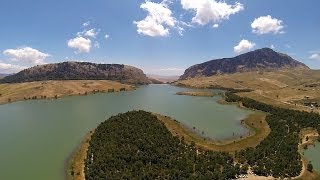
top-left (0, 80), bottom-right (134, 105)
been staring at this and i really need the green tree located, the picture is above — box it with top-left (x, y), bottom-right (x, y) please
top-left (307, 162), bottom-right (313, 172)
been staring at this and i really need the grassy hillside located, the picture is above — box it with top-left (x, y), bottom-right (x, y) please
top-left (177, 69), bottom-right (320, 113)
top-left (0, 80), bottom-right (134, 105)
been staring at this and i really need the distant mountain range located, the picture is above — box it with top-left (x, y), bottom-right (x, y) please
top-left (179, 48), bottom-right (309, 80)
top-left (147, 74), bottom-right (180, 83)
top-left (0, 73), bottom-right (10, 78)
top-left (0, 62), bottom-right (151, 84)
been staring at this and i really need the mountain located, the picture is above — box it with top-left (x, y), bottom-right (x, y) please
top-left (147, 74), bottom-right (180, 83)
top-left (179, 48), bottom-right (309, 80)
top-left (0, 62), bottom-right (151, 84)
top-left (0, 73), bottom-right (10, 78)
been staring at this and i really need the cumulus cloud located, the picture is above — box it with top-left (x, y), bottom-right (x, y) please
top-left (105, 34), bottom-right (109, 39)
top-left (134, 1), bottom-right (177, 37)
top-left (181, 0), bottom-right (243, 26)
top-left (234, 39), bottom-right (255, 54)
top-left (3, 47), bottom-right (50, 64)
top-left (67, 36), bottom-right (92, 53)
top-left (0, 62), bottom-right (27, 73)
top-left (251, 15), bottom-right (284, 35)
top-left (68, 23), bottom-right (105, 52)
top-left (309, 53), bottom-right (320, 60)
top-left (77, 28), bottom-right (99, 38)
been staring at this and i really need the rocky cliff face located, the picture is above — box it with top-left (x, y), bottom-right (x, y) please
top-left (179, 48), bottom-right (309, 80)
top-left (1, 62), bottom-right (151, 84)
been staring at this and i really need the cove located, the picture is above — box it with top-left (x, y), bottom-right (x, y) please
top-left (304, 142), bottom-right (320, 172)
top-left (0, 85), bottom-right (252, 180)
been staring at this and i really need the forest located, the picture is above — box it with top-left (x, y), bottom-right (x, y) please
top-left (226, 92), bottom-right (320, 177)
top-left (85, 91), bottom-right (320, 179)
top-left (85, 111), bottom-right (247, 180)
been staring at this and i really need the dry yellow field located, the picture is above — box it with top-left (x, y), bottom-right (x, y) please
top-left (0, 80), bottom-right (134, 105)
top-left (177, 69), bottom-right (320, 112)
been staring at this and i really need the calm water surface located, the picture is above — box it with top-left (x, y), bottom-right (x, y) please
top-left (304, 142), bottom-right (320, 171)
top-left (0, 85), bottom-right (253, 180)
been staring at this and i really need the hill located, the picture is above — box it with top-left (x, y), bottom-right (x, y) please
top-left (147, 74), bottom-right (180, 83)
top-left (0, 80), bottom-right (134, 105)
top-left (178, 69), bottom-right (320, 112)
top-left (73, 110), bottom-right (320, 179)
top-left (179, 48), bottom-right (309, 80)
top-left (83, 111), bottom-right (243, 179)
top-left (0, 62), bottom-right (151, 85)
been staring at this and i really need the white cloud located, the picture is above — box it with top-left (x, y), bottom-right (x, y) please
top-left (77, 28), bottom-right (98, 38)
top-left (105, 34), bottom-right (109, 39)
top-left (309, 53), bottom-right (320, 60)
top-left (251, 15), bottom-right (284, 35)
top-left (270, 44), bottom-right (275, 49)
top-left (181, 0), bottom-right (243, 26)
top-left (134, 1), bottom-right (176, 37)
top-left (0, 62), bottom-right (27, 73)
top-left (234, 39), bottom-right (255, 54)
top-left (213, 24), bottom-right (219, 28)
top-left (84, 29), bottom-right (98, 38)
top-left (82, 21), bottom-right (90, 27)
top-left (3, 47), bottom-right (50, 64)
top-left (67, 36), bottom-right (92, 53)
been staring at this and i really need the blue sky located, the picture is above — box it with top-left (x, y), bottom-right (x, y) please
top-left (0, 0), bottom-right (319, 75)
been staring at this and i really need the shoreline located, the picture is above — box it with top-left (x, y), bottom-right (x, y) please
top-left (68, 112), bottom-right (268, 180)
top-left (175, 91), bottom-right (215, 97)
top-left (294, 129), bottom-right (320, 179)
top-left (156, 111), bottom-right (269, 152)
top-left (0, 80), bottom-right (135, 106)
top-left (66, 131), bottom-right (93, 180)
top-left (69, 111), bottom-right (319, 179)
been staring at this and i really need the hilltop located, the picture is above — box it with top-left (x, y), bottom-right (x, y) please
top-left (1, 62), bottom-right (151, 85)
top-left (179, 48), bottom-right (309, 80)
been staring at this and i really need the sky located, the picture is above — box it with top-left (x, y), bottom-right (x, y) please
top-left (0, 0), bottom-right (319, 75)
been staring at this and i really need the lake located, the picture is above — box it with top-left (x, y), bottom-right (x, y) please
top-left (0, 85), bottom-right (253, 180)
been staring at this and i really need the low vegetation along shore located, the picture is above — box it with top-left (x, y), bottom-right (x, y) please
top-left (176, 91), bottom-right (215, 97)
top-left (0, 80), bottom-right (134, 105)
top-left (67, 131), bottom-right (93, 180)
